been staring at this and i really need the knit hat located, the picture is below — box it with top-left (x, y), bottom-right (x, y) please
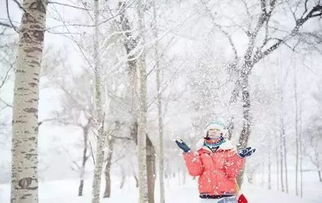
top-left (205, 120), bottom-right (226, 132)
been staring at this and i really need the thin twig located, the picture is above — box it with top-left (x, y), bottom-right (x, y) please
top-left (48, 1), bottom-right (89, 11)
top-left (0, 22), bottom-right (12, 28)
top-left (12, 0), bottom-right (28, 13)
top-left (0, 65), bottom-right (14, 89)
top-left (5, 0), bottom-right (18, 32)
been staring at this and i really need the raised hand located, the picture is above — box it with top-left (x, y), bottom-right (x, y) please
top-left (238, 147), bottom-right (256, 158)
top-left (175, 139), bottom-right (191, 153)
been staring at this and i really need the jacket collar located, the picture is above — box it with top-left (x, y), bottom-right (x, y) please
top-left (196, 138), bottom-right (236, 152)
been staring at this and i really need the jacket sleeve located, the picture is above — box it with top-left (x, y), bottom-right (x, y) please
top-left (183, 151), bottom-right (204, 176)
top-left (224, 150), bottom-right (245, 178)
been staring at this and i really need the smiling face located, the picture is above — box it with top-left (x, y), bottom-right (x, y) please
top-left (207, 128), bottom-right (222, 139)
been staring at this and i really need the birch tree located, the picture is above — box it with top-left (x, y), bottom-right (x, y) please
top-left (117, 1), bottom-right (150, 201)
top-left (201, 0), bottom-right (322, 149)
top-left (137, 0), bottom-right (149, 201)
top-left (11, 0), bottom-right (48, 202)
top-left (231, 0), bottom-right (322, 149)
top-left (305, 122), bottom-right (322, 182)
top-left (278, 72), bottom-right (289, 193)
top-left (91, 0), bottom-right (106, 202)
top-left (306, 80), bottom-right (322, 182)
top-left (293, 63), bottom-right (300, 196)
top-left (152, 0), bottom-right (165, 202)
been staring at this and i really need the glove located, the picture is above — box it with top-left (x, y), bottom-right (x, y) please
top-left (175, 139), bottom-right (191, 153)
top-left (238, 147), bottom-right (256, 158)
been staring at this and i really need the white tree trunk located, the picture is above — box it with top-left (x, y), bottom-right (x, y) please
top-left (268, 152), bottom-right (271, 190)
top-left (293, 64), bottom-right (299, 196)
top-left (275, 131), bottom-right (280, 191)
top-left (299, 101), bottom-right (303, 197)
top-left (91, 0), bottom-right (105, 202)
top-left (152, 1), bottom-right (165, 202)
top-left (279, 122), bottom-right (284, 192)
top-left (11, 0), bottom-right (47, 202)
top-left (103, 136), bottom-right (115, 198)
top-left (137, 0), bottom-right (148, 202)
top-left (278, 56), bottom-right (289, 193)
top-left (78, 120), bottom-right (91, 196)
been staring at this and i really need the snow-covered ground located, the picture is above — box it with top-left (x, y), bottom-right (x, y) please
top-left (1, 176), bottom-right (321, 203)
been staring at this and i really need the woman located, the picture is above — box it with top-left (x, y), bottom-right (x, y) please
top-left (175, 120), bottom-right (255, 203)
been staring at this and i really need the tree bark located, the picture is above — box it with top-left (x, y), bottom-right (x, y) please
top-left (103, 136), bottom-right (115, 198)
top-left (137, 1), bottom-right (148, 201)
top-left (78, 120), bottom-right (91, 196)
top-left (119, 166), bottom-right (126, 189)
top-left (299, 101), bottom-right (303, 197)
top-left (238, 76), bottom-right (251, 149)
top-left (134, 173), bottom-right (139, 188)
top-left (91, 0), bottom-right (106, 202)
top-left (278, 58), bottom-right (289, 193)
top-left (275, 132), bottom-right (280, 191)
top-left (119, 1), bottom-right (149, 201)
top-left (237, 76), bottom-right (251, 186)
top-left (11, 0), bottom-right (48, 202)
top-left (103, 153), bottom-right (112, 198)
top-left (146, 136), bottom-right (156, 203)
top-left (283, 135), bottom-right (289, 193)
top-left (279, 122), bottom-right (284, 192)
top-left (152, 1), bottom-right (165, 202)
top-left (227, 117), bottom-right (234, 140)
top-left (293, 65), bottom-right (299, 196)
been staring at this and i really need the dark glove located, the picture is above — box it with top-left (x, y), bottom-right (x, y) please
top-left (238, 147), bottom-right (256, 158)
top-left (175, 139), bottom-right (191, 153)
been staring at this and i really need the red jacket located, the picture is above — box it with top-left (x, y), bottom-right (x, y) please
top-left (183, 140), bottom-right (245, 195)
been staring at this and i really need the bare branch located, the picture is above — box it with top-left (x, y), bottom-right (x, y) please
top-left (0, 65), bottom-right (14, 89)
top-left (304, 0), bottom-right (309, 15)
top-left (241, 0), bottom-right (253, 22)
top-left (12, 0), bottom-right (27, 13)
top-left (48, 0), bottom-right (135, 30)
top-left (5, 0), bottom-right (18, 32)
top-left (38, 118), bottom-right (58, 126)
top-left (253, 38), bottom-right (283, 64)
top-left (260, 0), bottom-right (267, 15)
top-left (111, 135), bottom-right (132, 141)
top-left (297, 4), bottom-right (322, 28)
top-left (0, 98), bottom-right (12, 108)
top-left (111, 154), bottom-right (125, 165)
top-left (0, 21), bottom-right (13, 28)
top-left (48, 1), bottom-right (90, 11)
top-left (200, 0), bottom-right (239, 60)
top-left (230, 1), bottom-right (321, 103)
top-left (89, 140), bottom-right (96, 165)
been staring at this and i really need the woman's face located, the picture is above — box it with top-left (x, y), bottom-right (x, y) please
top-left (207, 128), bottom-right (222, 138)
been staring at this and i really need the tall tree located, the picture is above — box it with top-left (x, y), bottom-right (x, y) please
top-left (278, 75), bottom-right (289, 193)
top-left (152, 0), bottom-right (165, 202)
top-left (293, 62), bottom-right (300, 196)
top-left (78, 118), bottom-right (92, 196)
top-left (199, 0), bottom-right (322, 185)
top-left (11, 0), bottom-right (48, 202)
top-left (102, 125), bottom-right (117, 198)
top-left (201, 0), bottom-right (322, 150)
top-left (91, 0), bottom-right (106, 202)
top-left (118, 1), bottom-right (151, 201)
top-left (137, 0), bottom-right (149, 201)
